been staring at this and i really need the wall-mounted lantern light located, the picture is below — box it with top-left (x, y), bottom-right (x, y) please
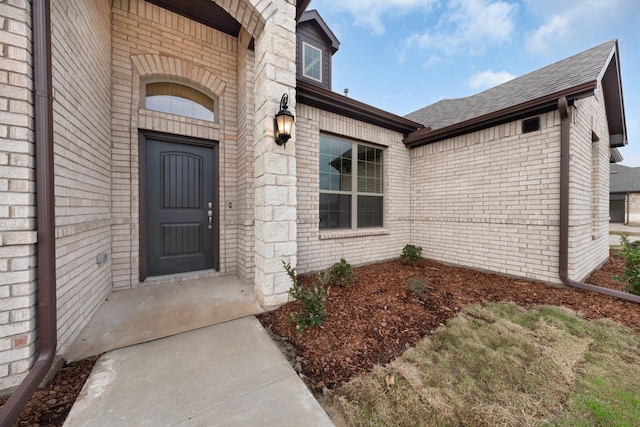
top-left (274, 93), bottom-right (294, 147)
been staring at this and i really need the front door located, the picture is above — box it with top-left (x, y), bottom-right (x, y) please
top-left (143, 134), bottom-right (218, 277)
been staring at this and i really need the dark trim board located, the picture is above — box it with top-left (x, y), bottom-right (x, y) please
top-left (145, 0), bottom-right (241, 36)
top-left (138, 130), bottom-right (220, 281)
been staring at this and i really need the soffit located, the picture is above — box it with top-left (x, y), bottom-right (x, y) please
top-left (146, 0), bottom-right (242, 36)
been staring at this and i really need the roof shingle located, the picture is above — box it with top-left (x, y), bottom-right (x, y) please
top-left (406, 40), bottom-right (616, 131)
top-left (611, 164), bottom-right (640, 193)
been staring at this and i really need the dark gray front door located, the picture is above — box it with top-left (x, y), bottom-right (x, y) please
top-left (145, 137), bottom-right (218, 277)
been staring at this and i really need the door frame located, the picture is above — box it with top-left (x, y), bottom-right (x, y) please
top-left (138, 130), bottom-right (220, 281)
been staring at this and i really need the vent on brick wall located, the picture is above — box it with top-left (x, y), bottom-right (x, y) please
top-left (522, 117), bottom-right (540, 133)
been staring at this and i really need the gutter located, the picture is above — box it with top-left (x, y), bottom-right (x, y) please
top-left (0, 0), bottom-right (58, 425)
top-left (557, 96), bottom-right (640, 303)
top-left (296, 80), bottom-right (424, 136)
top-left (405, 82), bottom-right (597, 148)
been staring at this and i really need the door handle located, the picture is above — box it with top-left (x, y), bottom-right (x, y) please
top-left (207, 202), bottom-right (213, 229)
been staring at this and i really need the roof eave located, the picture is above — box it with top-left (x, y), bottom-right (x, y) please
top-left (404, 81), bottom-right (597, 148)
top-left (298, 10), bottom-right (340, 53)
top-left (610, 147), bottom-right (623, 163)
top-left (600, 41), bottom-right (627, 148)
top-left (296, 80), bottom-right (424, 136)
top-left (296, 0), bottom-right (313, 21)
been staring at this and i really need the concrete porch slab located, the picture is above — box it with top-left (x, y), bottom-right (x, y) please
top-left (63, 316), bottom-right (334, 426)
top-left (66, 275), bottom-right (263, 362)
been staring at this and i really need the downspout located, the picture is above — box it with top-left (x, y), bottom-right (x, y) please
top-left (558, 96), bottom-right (640, 303)
top-left (626, 193), bottom-right (629, 225)
top-left (0, 0), bottom-right (57, 425)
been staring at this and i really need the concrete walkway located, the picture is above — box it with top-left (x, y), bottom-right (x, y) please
top-left (66, 275), bottom-right (263, 362)
top-left (609, 223), bottom-right (640, 246)
top-left (64, 316), bottom-right (334, 426)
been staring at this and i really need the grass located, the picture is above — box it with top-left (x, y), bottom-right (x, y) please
top-left (334, 303), bottom-right (640, 427)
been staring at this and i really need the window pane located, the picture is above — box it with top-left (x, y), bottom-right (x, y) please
top-left (319, 193), bottom-right (351, 229)
top-left (357, 145), bottom-right (383, 193)
top-left (320, 135), bottom-right (352, 192)
top-left (303, 44), bottom-right (322, 81)
top-left (358, 195), bottom-right (383, 228)
top-left (145, 82), bottom-right (215, 122)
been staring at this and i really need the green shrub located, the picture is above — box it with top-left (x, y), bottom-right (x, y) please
top-left (616, 236), bottom-right (640, 296)
top-left (401, 244), bottom-right (423, 263)
top-left (284, 261), bottom-right (330, 332)
top-left (329, 258), bottom-right (356, 288)
top-left (408, 276), bottom-right (430, 295)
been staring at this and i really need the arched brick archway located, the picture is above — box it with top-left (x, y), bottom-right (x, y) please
top-left (215, 0), bottom-right (268, 39)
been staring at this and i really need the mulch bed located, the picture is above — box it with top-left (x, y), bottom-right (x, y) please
top-left (2, 250), bottom-right (638, 426)
top-left (258, 249), bottom-right (640, 390)
top-left (0, 356), bottom-right (97, 427)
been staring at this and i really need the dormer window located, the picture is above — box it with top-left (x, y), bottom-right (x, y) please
top-left (303, 42), bottom-right (322, 82)
top-left (144, 82), bottom-right (216, 122)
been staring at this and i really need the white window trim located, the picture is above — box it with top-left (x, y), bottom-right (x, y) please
top-left (302, 42), bottom-right (323, 83)
top-left (319, 134), bottom-right (385, 231)
top-left (141, 79), bottom-right (219, 124)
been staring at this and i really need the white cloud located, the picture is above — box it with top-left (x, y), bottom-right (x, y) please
top-left (526, 16), bottom-right (569, 54)
top-left (312, 0), bottom-right (438, 34)
top-left (466, 70), bottom-right (516, 90)
top-left (405, 0), bottom-right (517, 57)
top-left (523, 0), bottom-right (638, 54)
top-left (422, 54), bottom-right (445, 69)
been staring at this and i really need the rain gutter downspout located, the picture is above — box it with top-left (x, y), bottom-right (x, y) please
top-left (558, 96), bottom-right (640, 303)
top-left (0, 0), bottom-right (57, 425)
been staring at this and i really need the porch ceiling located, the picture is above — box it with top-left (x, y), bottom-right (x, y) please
top-left (146, 0), bottom-right (313, 37)
top-left (145, 0), bottom-right (242, 36)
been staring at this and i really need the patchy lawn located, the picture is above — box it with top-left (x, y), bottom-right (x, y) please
top-left (334, 303), bottom-right (640, 426)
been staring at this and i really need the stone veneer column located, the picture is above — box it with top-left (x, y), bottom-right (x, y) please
top-left (252, 0), bottom-right (297, 306)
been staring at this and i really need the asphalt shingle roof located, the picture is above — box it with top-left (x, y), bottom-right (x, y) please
top-left (405, 40), bottom-right (616, 131)
top-left (610, 164), bottom-right (640, 193)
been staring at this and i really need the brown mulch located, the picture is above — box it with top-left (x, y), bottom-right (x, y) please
top-left (0, 356), bottom-right (97, 427)
top-left (258, 249), bottom-right (640, 391)
top-left (2, 250), bottom-right (638, 426)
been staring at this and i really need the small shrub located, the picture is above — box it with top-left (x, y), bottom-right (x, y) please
top-left (401, 244), bottom-right (423, 264)
top-left (408, 276), bottom-right (430, 295)
top-left (329, 258), bottom-right (356, 288)
top-left (284, 261), bottom-right (330, 332)
top-left (616, 236), bottom-right (640, 296)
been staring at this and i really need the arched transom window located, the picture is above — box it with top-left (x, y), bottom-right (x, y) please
top-left (144, 82), bottom-right (216, 122)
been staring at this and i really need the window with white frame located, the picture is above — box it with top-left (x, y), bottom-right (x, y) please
top-left (303, 42), bottom-right (322, 82)
top-left (144, 82), bottom-right (216, 122)
top-left (319, 134), bottom-right (384, 229)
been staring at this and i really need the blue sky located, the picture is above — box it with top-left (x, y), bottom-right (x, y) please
top-left (309, 0), bottom-right (640, 166)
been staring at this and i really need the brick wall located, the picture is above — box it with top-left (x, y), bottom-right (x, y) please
top-left (296, 104), bottom-right (412, 274)
top-left (111, 0), bottom-right (240, 288)
top-left (51, 0), bottom-right (113, 357)
top-left (410, 100), bottom-right (609, 285)
top-left (237, 28), bottom-right (256, 282)
top-left (567, 93), bottom-right (610, 281)
top-left (0, 0), bottom-right (113, 392)
top-left (411, 111), bottom-right (563, 283)
top-left (628, 193), bottom-right (640, 225)
top-left (0, 0), bottom-right (37, 391)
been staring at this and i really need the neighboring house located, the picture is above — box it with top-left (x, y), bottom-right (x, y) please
top-left (610, 164), bottom-right (640, 224)
top-left (0, 0), bottom-right (627, 396)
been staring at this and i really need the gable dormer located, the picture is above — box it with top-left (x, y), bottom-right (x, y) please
top-left (296, 10), bottom-right (340, 90)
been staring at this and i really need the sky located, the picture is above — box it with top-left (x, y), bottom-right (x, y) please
top-left (309, 0), bottom-right (640, 166)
